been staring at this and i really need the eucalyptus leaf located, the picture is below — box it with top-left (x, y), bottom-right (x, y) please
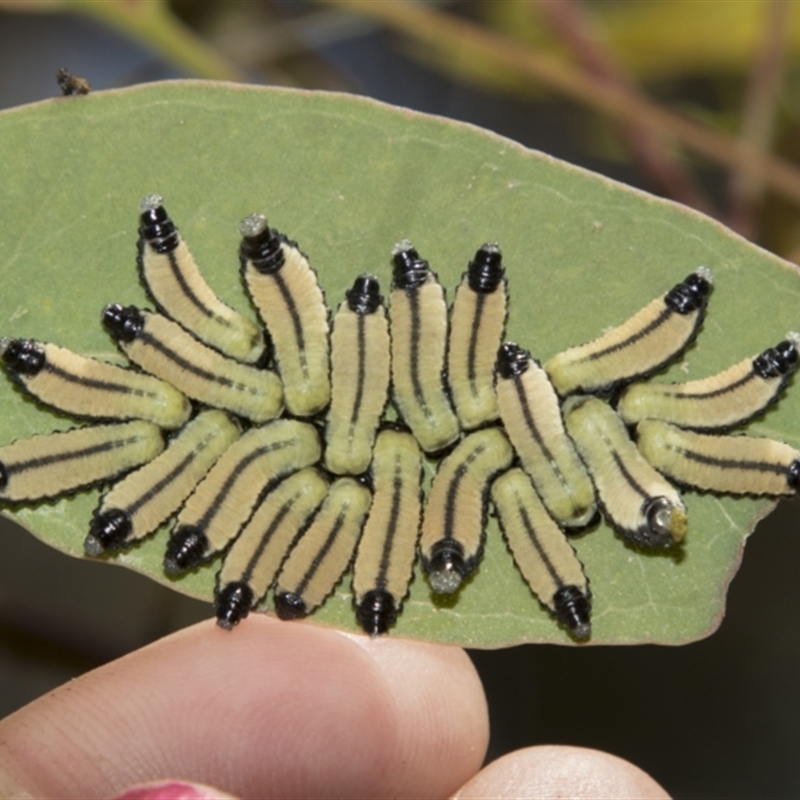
top-left (1, 81), bottom-right (798, 648)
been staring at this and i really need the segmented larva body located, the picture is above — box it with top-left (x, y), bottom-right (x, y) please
top-left (389, 241), bottom-right (461, 455)
top-left (0, 338), bottom-right (191, 429)
top-left (564, 396), bottom-right (687, 549)
top-left (137, 195), bottom-right (266, 364)
top-left (324, 275), bottom-right (391, 476)
top-left (420, 427), bottom-right (515, 593)
top-left (102, 304), bottom-right (284, 424)
top-left (351, 426), bottom-right (424, 635)
top-left (447, 243), bottom-right (508, 430)
top-left (496, 342), bottom-right (597, 529)
top-left (5, 192), bottom-right (800, 643)
top-left (239, 214), bottom-right (331, 417)
top-left (492, 467), bottom-right (591, 640)
top-left (545, 268), bottom-right (713, 396)
top-left (617, 334), bottom-right (800, 430)
top-left (636, 421), bottom-right (800, 496)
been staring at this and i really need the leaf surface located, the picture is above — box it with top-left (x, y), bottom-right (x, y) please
top-left (0, 81), bottom-right (798, 647)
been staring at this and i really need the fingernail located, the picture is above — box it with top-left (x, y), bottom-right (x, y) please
top-left (111, 781), bottom-right (235, 800)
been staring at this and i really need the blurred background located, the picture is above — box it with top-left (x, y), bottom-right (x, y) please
top-left (2, 2), bottom-right (800, 797)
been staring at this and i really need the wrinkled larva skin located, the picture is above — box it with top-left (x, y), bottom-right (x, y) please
top-left (1, 198), bottom-right (797, 644)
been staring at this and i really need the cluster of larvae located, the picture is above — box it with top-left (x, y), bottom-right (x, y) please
top-left (1, 196), bottom-right (799, 642)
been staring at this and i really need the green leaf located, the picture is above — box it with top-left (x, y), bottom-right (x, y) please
top-left (1, 81), bottom-right (798, 647)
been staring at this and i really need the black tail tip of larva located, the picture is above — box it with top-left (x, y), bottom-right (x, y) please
top-left (666, 267), bottom-right (713, 315)
top-left (391, 240), bottom-right (429, 290)
top-left (84, 509), bottom-right (132, 556)
top-left (787, 459), bottom-right (800, 491)
top-left (425, 539), bottom-right (470, 594)
top-left (467, 243), bottom-right (504, 293)
top-left (239, 213), bottom-right (285, 274)
top-left (356, 590), bottom-right (397, 635)
top-left (496, 342), bottom-right (530, 380)
top-left (102, 304), bottom-right (144, 343)
top-left (346, 274), bottom-right (383, 315)
top-left (1, 338), bottom-right (46, 376)
top-left (634, 496), bottom-right (687, 549)
top-left (553, 585), bottom-right (592, 640)
top-left (138, 194), bottom-right (179, 254)
top-left (754, 335), bottom-right (800, 379)
top-left (0, 462), bottom-right (7, 492)
top-left (163, 525), bottom-right (209, 575)
top-left (215, 581), bottom-right (255, 630)
top-left (275, 592), bottom-right (308, 620)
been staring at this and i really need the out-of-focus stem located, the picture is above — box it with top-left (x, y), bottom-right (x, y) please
top-left (534, 0), bottom-right (710, 213)
top-left (321, 0), bottom-right (800, 210)
top-left (727, 0), bottom-right (791, 237)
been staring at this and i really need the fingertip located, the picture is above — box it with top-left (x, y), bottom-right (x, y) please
top-left (338, 628), bottom-right (490, 794)
top-left (453, 745), bottom-right (671, 800)
top-left (0, 615), bottom-right (489, 800)
top-left (111, 780), bottom-right (239, 800)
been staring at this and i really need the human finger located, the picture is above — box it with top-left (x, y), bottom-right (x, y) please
top-left (453, 744), bottom-right (671, 799)
top-left (0, 615), bottom-right (488, 799)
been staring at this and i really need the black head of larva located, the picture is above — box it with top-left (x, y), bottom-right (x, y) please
top-left (664, 268), bottom-right (713, 315)
top-left (391, 241), bottom-right (429, 290)
top-left (346, 274), bottom-right (383, 315)
top-left (426, 539), bottom-right (469, 594)
top-left (274, 591), bottom-right (308, 620)
top-left (753, 338), bottom-right (800, 379)
top-left (138, 195), bottom-right (179, 254)
top-left (102, 304), bottom-right (144, 343)
top-left (0, 461), bottom-right (7, 492)
top-left (356, 589), bottom-right (398, 635)
top-left (163, 525), bottom-right (209, 575)
top-left (467, 243), bottom-right (504, 293)
top-left (84, 509), bottom-right (133, 556)
top-left (239, 213), bottom-right (285, 274)
top-left (215, 581), bottom-right (255, 630)
top-left (553, 585), bottom-right (591, 640)
top-left (1, 339), bottom-right (46, 376)
top-left (787, 460), bottom-right (800, 490)
top-left (496, 342), bottom-right (530, 380)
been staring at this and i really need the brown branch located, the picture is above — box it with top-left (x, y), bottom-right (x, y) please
top-left (533, 0), bottom-right (711, 213)
top-left (727, 0), bottom-right (791, 237)
top-left (318, 0), bottom-right (800, 210)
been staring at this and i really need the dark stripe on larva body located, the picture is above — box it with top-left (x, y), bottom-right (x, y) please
top-left (661, 369), bottom-right (757, 401)
top-left (516, 501), bottom-right (563, 588)
top-left (273, 270), bottom-right (308, 375)
top-left (512, 376), bottom-right (561, 480)
top-left (407, 289), bottom-right (428, 415)
top-left (5, 435), bottom-right (143, 476)
top-left (376, 465), bottom-right (405, 588)
top-left (45, 361), bottom-right (151, 397)
top-left (295, 512), bottom-right (346, 595)
top-left (467, 293), bottom-right (486, 390)
top-left (610, 448), bottom-right (650, 502)
top-left (668, 444), bottom-right (790, 478)
top-left (195, 440), bottom-right (294, 531)
top-left (442, 447), bottom-right (485, 541)
top-left (139, 331), bottom-right (258, 394)
top-left (584, 305), bottom-right (673, 363)
top-left (165, 249), bottom-right (219, 322)
top-left (350, 314), bottom-right (366, 429)
top-left (241, 494), bottom-right (300, 584)
top-left (123, 443), bottom-right (202, 517)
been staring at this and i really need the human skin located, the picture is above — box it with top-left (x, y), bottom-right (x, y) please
top-left (0, 615), bottom-right (669, 799)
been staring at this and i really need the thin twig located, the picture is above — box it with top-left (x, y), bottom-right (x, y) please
top-left (533, 0), bottom-right (710, 213)
top-left (726, 0), bottom-right (791, 237)
top-left (319, 0), bottom-right (800, 210)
